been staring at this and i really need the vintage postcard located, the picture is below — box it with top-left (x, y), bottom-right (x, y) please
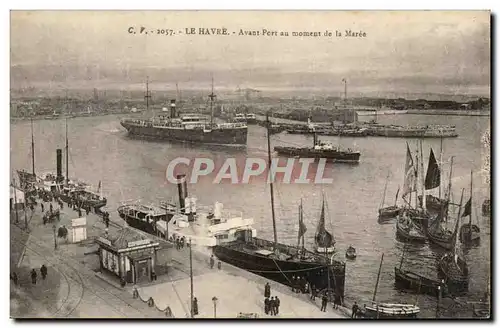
top-left (9, 10), bottom-right (490, 319)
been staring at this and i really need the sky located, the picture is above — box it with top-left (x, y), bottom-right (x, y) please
top-left (10, 11), bottom-right (491, 97)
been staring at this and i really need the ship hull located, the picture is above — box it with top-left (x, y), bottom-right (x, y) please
top-left (118, 209), bottom-right (174, 236)
top-left (274, 147), bottom-right (360, 163)
top-left (121, 121), bottom-right (248, 146)
top-left (59, 193), bottom-right (107, 211)
top-left (213, 240), bottom-right (346, 298)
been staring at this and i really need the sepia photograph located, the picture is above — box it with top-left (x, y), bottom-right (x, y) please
top-left (9, 10), bottom-right (491, 319)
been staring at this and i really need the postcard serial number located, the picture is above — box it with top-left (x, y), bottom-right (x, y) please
top-left (128, 26), bottom-right (175, 35)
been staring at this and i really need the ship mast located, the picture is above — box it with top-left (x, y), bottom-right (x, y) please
top-left (145, 76), bottom-right (151, 117)
top-left (209, 75), bottom-right (216, 127)
top-left (342, 78), bottom-right (347, 123)
top-left (420, 139), bottom-right (426, 211)
top-left (31, 117), bottom-right (35, 176)
top-left (65, 118), bottom-right (69, 185)
top-left (266, 112), bottom-right (279, 251)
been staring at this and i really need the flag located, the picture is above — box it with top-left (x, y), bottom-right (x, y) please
top-left (461, 197), bottom-right (472, 217)
top-left (402, 142), bottom-right (417, 198)
top-left (425, 148), bottom-right (441, 190)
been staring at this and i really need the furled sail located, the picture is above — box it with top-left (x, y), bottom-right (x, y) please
top-left (297, 202), bottom-right (307, 244)
top-left (315, 200), bottom-right (333, 248)
top-left (425, 148), bottom-right (441, 190)
top-left (402, 142), bottom-right (417, 198)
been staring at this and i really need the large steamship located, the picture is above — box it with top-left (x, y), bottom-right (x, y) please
top-left (120, 78), bottom-right (248, 146)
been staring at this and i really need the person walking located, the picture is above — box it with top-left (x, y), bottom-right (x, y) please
top-left (275, 296), bottom-right (280, 315)
top-left (269, 297), bottom-right (276, 316)
top-left (40, 264), bottom-right (48, 280)
top-left (264, 297), bottom-right (270, 315)
top-left (264, 282), bottom-right (270, 298)
top-left (193, 297), bottom-right (199, 316)
top-left (321, 293), bottom-right (328, 312)
top-left (351, 302), bottom-right (359, 318)
top-left (210, 255), bottom-right (215, 269)
top-left (31, 269), bottom-right (37, 285)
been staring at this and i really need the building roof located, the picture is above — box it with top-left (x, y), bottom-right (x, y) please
top-left (107, 227), bottom-right (147, 249)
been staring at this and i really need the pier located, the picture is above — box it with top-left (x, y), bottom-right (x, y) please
top-left (10, 198), bottom-right (349, 318)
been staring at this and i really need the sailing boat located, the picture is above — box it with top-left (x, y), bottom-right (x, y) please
top-left (459, 170), bottom-right (480, 244)
top-left (394, 245), bottom-right (445, 297)
top-left (418, 138), bottom-right (448, 213)
top-left (378, 171), bottom-right (400, 222)
top-left (437, 189), bottom-right (469, 294)
top-left (314, 195), bottom-right (335, 254)
top-left (427, 158), bottom-right (460, 250)
top-left (212, 112), bottom-right (346, 299)
top-left (363, 253), bottom-right (420, 319)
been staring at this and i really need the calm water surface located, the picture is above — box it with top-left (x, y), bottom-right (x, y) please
top-left (10, 113), bottom-right (490, 318)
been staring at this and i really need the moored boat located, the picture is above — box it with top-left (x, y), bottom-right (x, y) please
top-left (458, 170), bottom-right (480, 245)
top-left (360, 253), bottom-right (420, 319)
top-left (345, 246), bottom-right (356, 259)
top-left (437, 189), bottom-right (469, 294)
top-left (396, 214), bottom-right (426, 243)
top-left (378, 173), bottom-right (400, 223)
top-left (394, 267), bottom-right (444, 297)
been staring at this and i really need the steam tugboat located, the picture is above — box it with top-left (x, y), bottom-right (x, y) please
top-left (274, 133), bottom-right (361, 164)
top-left (213, 113), bottom-right (346, 299)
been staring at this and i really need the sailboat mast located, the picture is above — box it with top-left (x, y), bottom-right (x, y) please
top-left (439, 137), bottom-right (443, 200)
top-left (209, 75), bottom-right (215, 127)
top-left (469, 170), bottom-right (473, 229)
top-left (31, 117), bottom-right (35, 176)
top-left (65, 118), bottom-right (69, 184)
top-left (380, 172), bottom-right (389, 209)
top-left (446, 156), bottom-right (454, 222)
top-left (373, 253), bottom-right (384, 302)
top-left (420, 140), bottom-right (426, 211)
top-left (414, 145), bottom-right (419, 209)
top-left (266, 113), bottom-right (278, 250)
top-left (301, 199), bottom-right (305, 250)
top-left (145, 76), bottom-right (150, 111)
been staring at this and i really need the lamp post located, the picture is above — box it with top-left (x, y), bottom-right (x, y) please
top-left (212, 296), bottom-right (218, 318)
top-left (12, 180), bottom-right (19, 224)
top-left (52, 224), bottom-right (58, 250)
top-left (189, 238), bottom-right (194, 318)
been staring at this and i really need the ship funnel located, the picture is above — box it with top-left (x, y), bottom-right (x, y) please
top-left (170, 99), bottom-right (176, 118)
top-left (56, 149), bottom-right (62, 180)
top-left (176, 174), bottom-right (188, 214)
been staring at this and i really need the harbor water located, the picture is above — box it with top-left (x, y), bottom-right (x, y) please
top-left (10, 113), bottom-right (490, 318)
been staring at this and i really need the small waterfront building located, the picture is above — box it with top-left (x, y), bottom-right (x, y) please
top-left (95, 227), bottom-right (161, 284)
top-left (10, 186), bottom-right (25, 210)
top-left (69, 217), bottom-right (87, 243)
